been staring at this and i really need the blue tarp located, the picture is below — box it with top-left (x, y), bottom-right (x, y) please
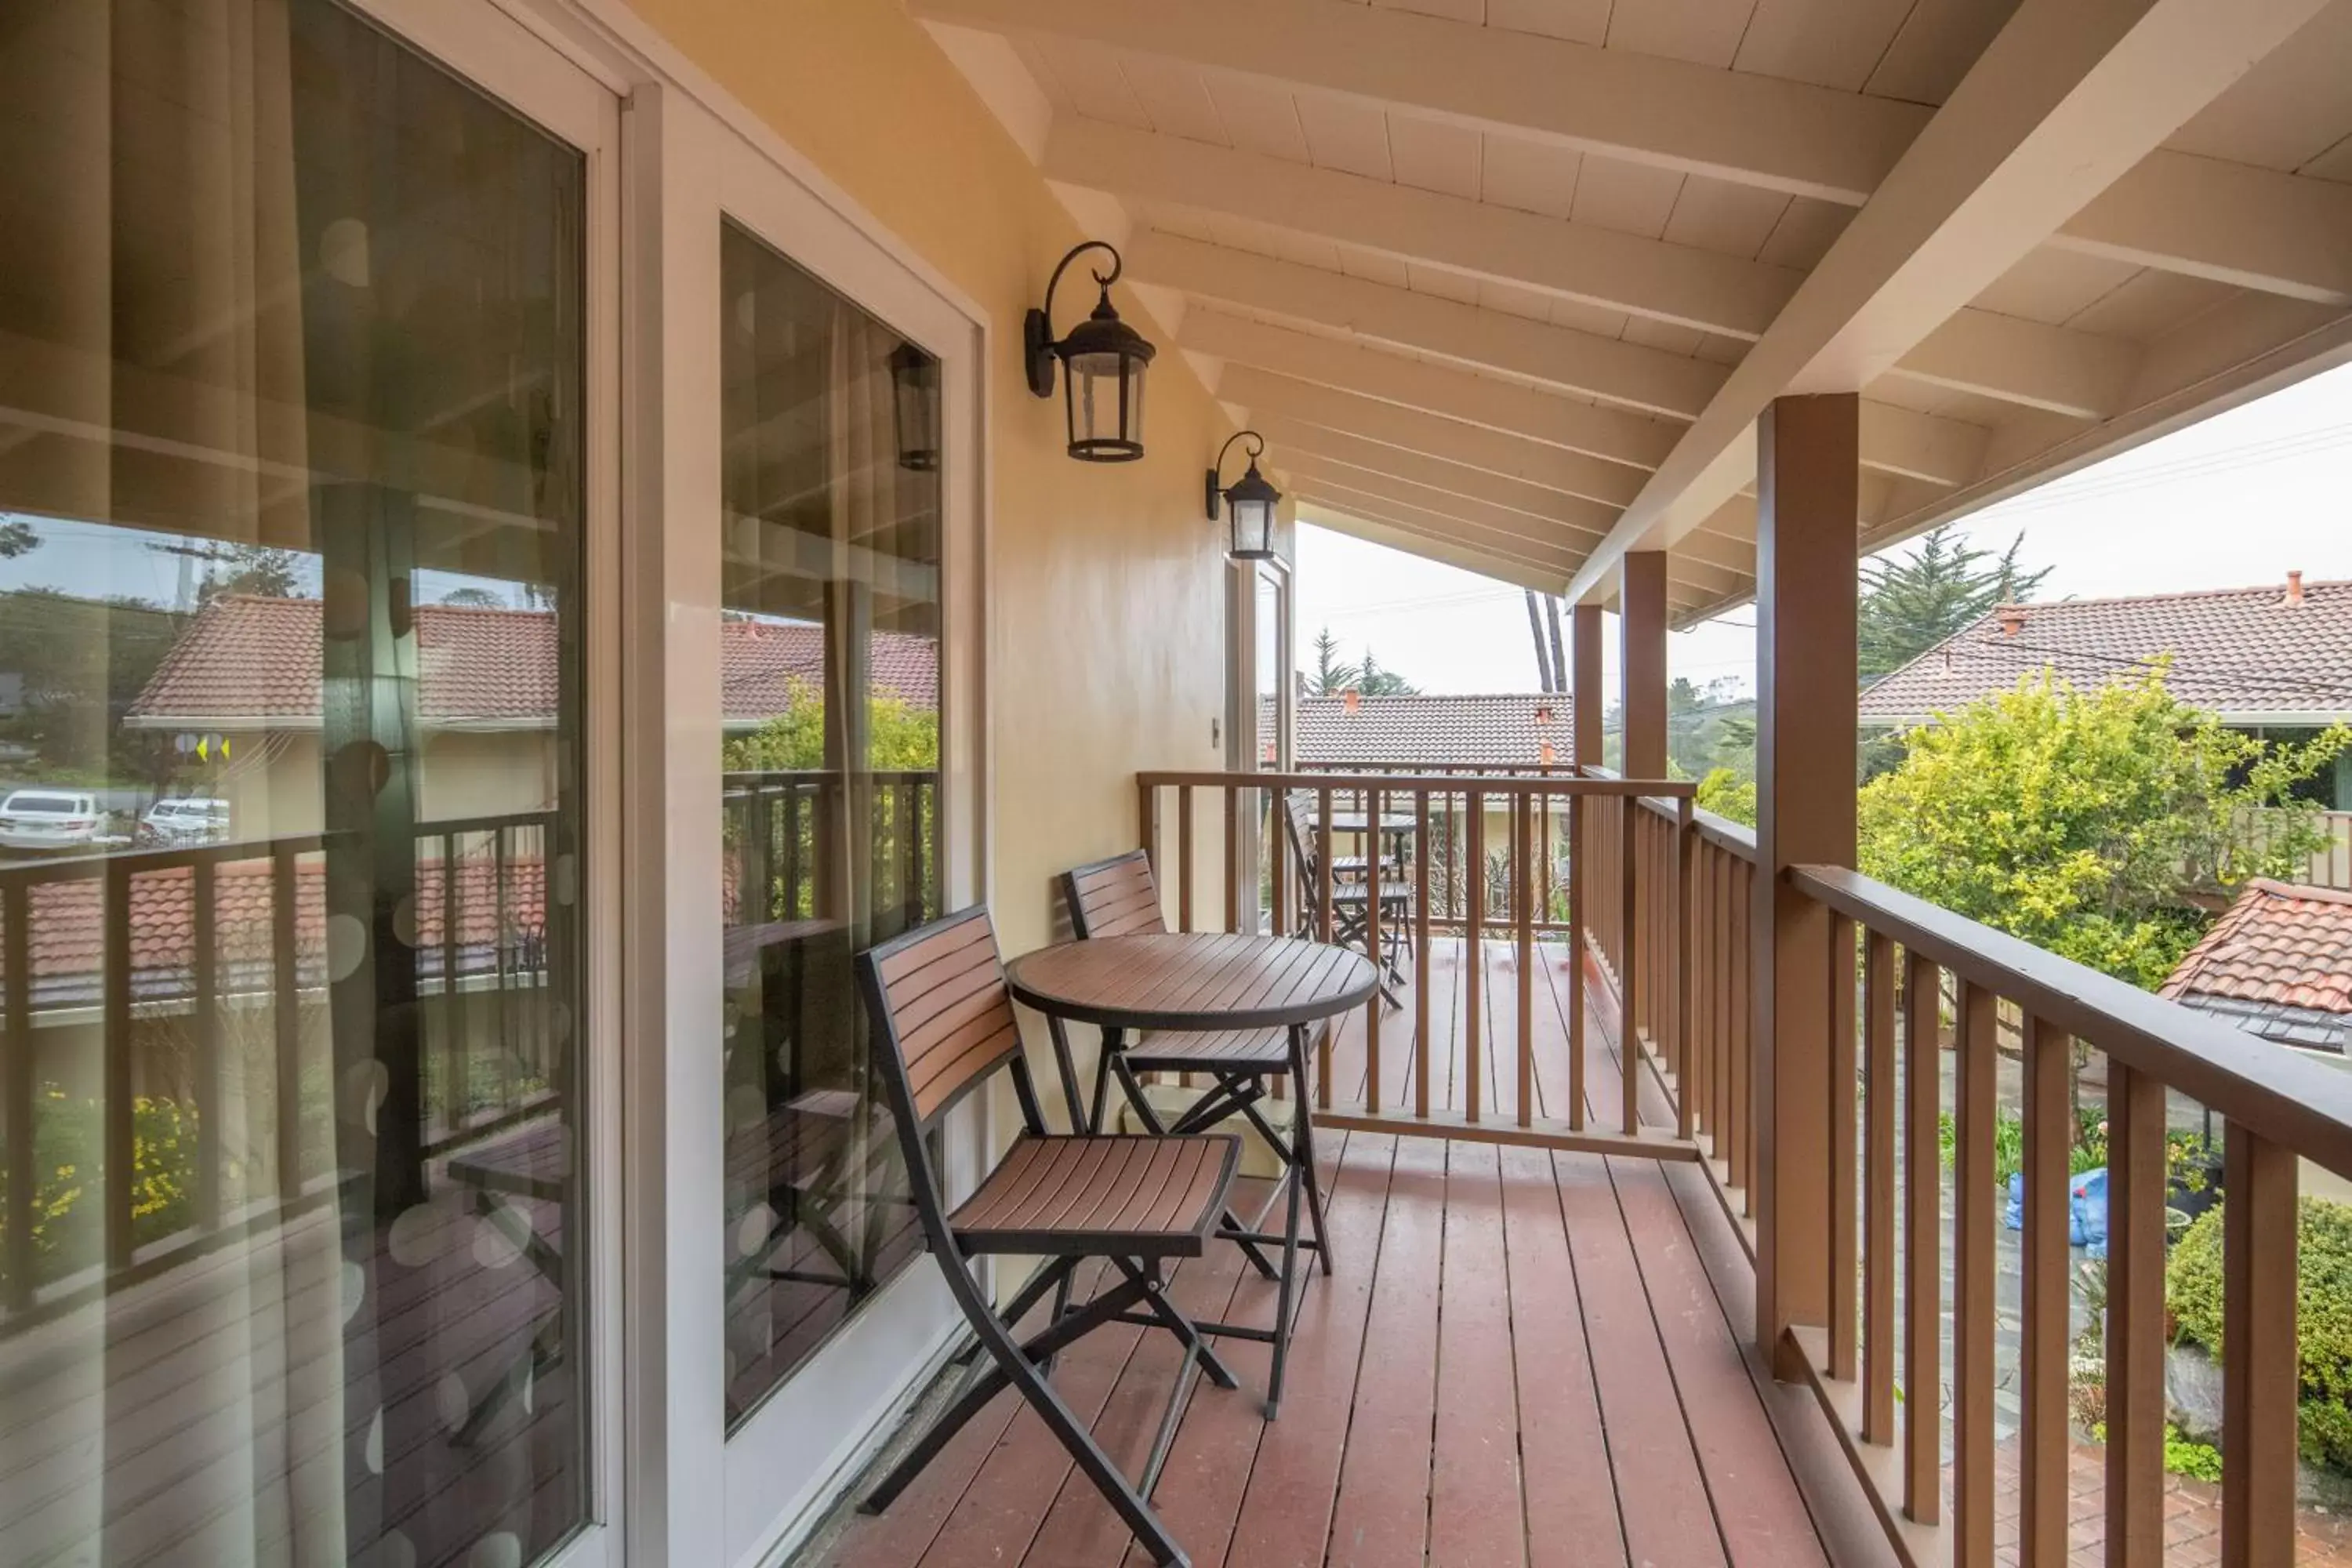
top-left (2004, 1167), bottom-right (2108, 1255)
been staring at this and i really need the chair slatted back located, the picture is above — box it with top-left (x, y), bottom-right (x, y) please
top-left (861, 906), bottom-right (1025, 1128)
top-left (1062, 849), bottom-right (1166, 938)
top-left (1280, 790), bottom-right (1322, 910)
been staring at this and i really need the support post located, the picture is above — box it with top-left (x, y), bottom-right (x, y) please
top-left (1570, 605), bottom-right (1603, 774)
top-left (1752, 393), bottom-right (1858, 1380)
top-left (1619, 551), bottom-right (1668, 780)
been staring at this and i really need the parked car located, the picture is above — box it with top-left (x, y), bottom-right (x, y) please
top-left (138, 797), bottom-right (231, 847)
top-left (0, 789), bottom-right (105, 851)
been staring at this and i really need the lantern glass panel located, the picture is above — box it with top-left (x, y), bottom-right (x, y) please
top-left (892, 347), bottom-right (938, 472)
top-left (1231, 494), bottom-right (1274, 558)
top-left (1067, 347), bottom-right (1142, 458)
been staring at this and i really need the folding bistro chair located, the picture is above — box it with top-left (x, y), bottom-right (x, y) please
top-left (854, 906), bottom-right (1243, 1567)
top-left (1059, 849), bottom-right (1333, 1413)
top-left (1282, 790), bottom-right (1413, 998)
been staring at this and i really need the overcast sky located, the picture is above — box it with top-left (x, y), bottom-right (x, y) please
top-left (1298, 358), bottom-right (2352, 701)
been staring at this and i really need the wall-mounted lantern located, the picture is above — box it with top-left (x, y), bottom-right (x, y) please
top-left (1025, 240), bottom-right (1154, 462)
top-left (888, 342), bottom-right (939, 473)
top-left (1207, 430), bottom-right (1279, 561)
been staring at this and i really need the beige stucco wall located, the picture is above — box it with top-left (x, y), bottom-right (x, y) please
top-left (622, 0), bottom-right (1237, 962)
top-left (199, 729), bottom-right (556, 840)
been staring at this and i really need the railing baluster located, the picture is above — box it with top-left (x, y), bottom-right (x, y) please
top-left (1955, 979), bottom-right (1998, 1565)
top-left (1861, 929), bottom-right (1896, 1444)
top-left (1619, 797), bottom-right (1639, 1136)
top-left (1137, 779), bottom-right (1159, 881)
top-left (2020, 1013), bottom-right (2071, 1566)
top-left (274, 842), bottom-right (303, 1200)
top-left (495, 825), bottom-right (515, 1114)
top-left (1224, 786), bottom-right (1240, 935)
top-left (103, 860), bottom-right (132, 1269)
top-left (1269, 783), bottom-right (1289, 938)
top-left (2105, 1061), bottom-right (2166, 1566)
top-left (1730, 860), bottom-right (1751, 1199)
top-left (1414, 786), bottom-right (1431, 1120)
top-left (1516, 791), bottom-right (1534, 1129)
top-left (1465, 787), bottom-right (1483, 1123)
top-left (193, 858), bottom-right (222, 1232)
top-left (4, 877), bottom-right (34, 1308)
top-left (1365, 783), bottom-right (1383, 1116)
top-left (2222, 1123), bottom-right (2298, 1568)
top-left (1674, 803), bottom-right (1693, 1142)
top-left (1902, 949), bottom-right (1940, 1524)
top-left (1567, 791), bottom-right (1585, 1132)
top-left (1317, 786), bottom-right (1334, 1109)
top-left (442, 837), bottom-right (465, 1134)
top-left (1829, 913), bottom-right (1859, 1382)
top-left (1177, 784), bottom-right (1195, 934)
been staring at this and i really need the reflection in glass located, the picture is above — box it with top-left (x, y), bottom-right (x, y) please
top-left (718, 224), bottom-right (943, 1428)
top-left (0, 1), bottom-right (590, 1561)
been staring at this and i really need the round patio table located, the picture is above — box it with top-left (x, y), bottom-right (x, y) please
top-left (1005, 931), bottom-right (1378, 1040)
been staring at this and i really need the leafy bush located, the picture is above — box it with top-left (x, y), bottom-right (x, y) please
top-left (1694, 767), bottom-right (1755, 829)
top-left (2168, 1196), bottom-right (2352, 1472)
top-left (0, 1089), bottom-right (199, 1285)
top-left (2165, 1425), bottom-right (2224, 1483)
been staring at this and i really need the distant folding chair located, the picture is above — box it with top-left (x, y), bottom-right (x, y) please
top-left (1060, 849), bottom-right (1333, 1413)
top-left (1282, 790), bottom-right (1413, 1000)
top-left (855, 906), bottom-right (1242, 1567)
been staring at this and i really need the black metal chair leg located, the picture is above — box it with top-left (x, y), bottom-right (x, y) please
top-left (1122, 1061), bottom-right (1280, 1280)
top-left (1115, 1259), bottom-right (1238, 1391)
top-left (1290, 1041), bottom-right (1334, 1276)
top-left (1262, 1146), bottom-right (1305, 1421)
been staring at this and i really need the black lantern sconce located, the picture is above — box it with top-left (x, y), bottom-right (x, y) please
top-left (1025, 240), bottom-right (1155, 462)
top-left (887, 342), bottom-right (939, 473)
top-left (1207, 430), bottom-right (1280, 561)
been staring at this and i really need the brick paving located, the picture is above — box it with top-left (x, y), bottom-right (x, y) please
top-left (1967, 1436), bottom-right (2352, 1566)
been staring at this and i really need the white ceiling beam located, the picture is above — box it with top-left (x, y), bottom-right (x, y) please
top-left (1252, 418), bottom-right (1631, 525)
top-left (1221, 372), bottom-right (1652, 499)
top-left (1045, 118), bottom-right (1797, 339)
top-left (1281, 452), bottom-right (1615, 545)
top-left (1295, 501), bottom-right (1571, 597)
top-left (1299, 487), bottom-right (1583, 575)
top-left (1565, 0), bottom-right (2334, 607)
top-left (915, 0), bottom-right (1925, 204)
top-left (1857, 401), bottom-right (1987, 488)
top-left (1129, 230), bottom-right (1729, 420)
top-left (1888, 311), bottom-right (2140, 420)
top-left (2055, 152), bottom-right (2352, 307)
top-left (1189, 314), bottom-right (1678, 464)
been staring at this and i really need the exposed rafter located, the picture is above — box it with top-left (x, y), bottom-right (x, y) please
top-left (2053, 152), bottom-right (2352, 308)
top-left (1222, 373), bottom-right (1651, 503)
top-left (1129, 231), bottom-right (1730, 420)
top-left (916, 0), bottom-right (1925, 202)
top-left (1281, 452), bottom-right (1613, 545)
top-left (1298, 485), bottom-right (1583, 578)
top-left (1295, 500), bottom-right (1572, 597)
top-left (1565, 0), bottom-right (2337, 608)
top-left (1254, 422), bottom-right (1628, 529)
top-left (1045, 118), bottom-right (1798, 339)
top-left (1188, 314), bottom-right (1676, 465)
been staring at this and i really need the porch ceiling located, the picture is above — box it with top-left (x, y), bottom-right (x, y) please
top-left (922, 0), bottom-right (2352, 623)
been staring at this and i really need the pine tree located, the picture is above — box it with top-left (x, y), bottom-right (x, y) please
top-left (1857, 524), bottom-right (2051, 679)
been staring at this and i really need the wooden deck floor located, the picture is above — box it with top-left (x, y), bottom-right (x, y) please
top-left (804, 938), bottom-right (1835, 1568)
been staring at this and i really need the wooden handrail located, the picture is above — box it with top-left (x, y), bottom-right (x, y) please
top-left (1138, 767), bottom-right (1691, 797)
top-left (1791, 862), bottom-right (2352, 1183)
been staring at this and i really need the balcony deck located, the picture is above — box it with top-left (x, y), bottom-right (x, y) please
top-left (804, 936), bottom-right (1841, 1568)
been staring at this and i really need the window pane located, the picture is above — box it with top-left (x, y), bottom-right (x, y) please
top-left (0, 1), bottom-right (592, 1561)
top-left (718, 223), bottom-right (943, 1428)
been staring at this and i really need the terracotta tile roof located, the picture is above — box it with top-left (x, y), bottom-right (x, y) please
top-left (2163, 878), bottom-right (2352, 1052)
top-left (2, 852), bottom-right (549, 1011)
top-left (1857, 578), bottom-right (2352, 726)
top-left (129, 597), bottom-right (937, 728)
top-left (1270, 693), bottom-right (1573, 768)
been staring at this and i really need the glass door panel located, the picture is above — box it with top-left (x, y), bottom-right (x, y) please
top-left (717, 222), bottom-right (942, 1430)
top-left (0, 1), bottom-right (597, 1562)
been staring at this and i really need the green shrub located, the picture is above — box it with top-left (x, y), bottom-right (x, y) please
top-left (0, 1090), bottom-right (200, 1287)
top-left (2164, 1425), bottom-right (2224, 1483)
top-left (2168, 1196), bottom-right (2352, 1472)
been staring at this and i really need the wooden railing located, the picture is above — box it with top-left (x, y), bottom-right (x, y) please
top-left (1134, 768), bottom-right (1695, 1155)
top-left (721, 768), bottom-right (937, 938)
top-left (1775, 866), bottom-right (2352, 1566)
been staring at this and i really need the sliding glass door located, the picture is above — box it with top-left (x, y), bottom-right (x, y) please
top-left (0, 1), bottom-right (613, 1562)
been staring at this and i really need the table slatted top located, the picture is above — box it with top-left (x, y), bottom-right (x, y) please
top-left (1004, 932), bottom-right (1377, 1032)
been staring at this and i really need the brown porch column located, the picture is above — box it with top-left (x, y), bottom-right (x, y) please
top-left (1570, 604), bottom-right (1603, 771)
top-left (1753, 394), bottom-right (1859, 1378)
top-left (1619, 552), bottom-right (1667, 779)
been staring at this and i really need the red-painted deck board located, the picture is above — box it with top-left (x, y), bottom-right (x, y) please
top-left (804, 939), bottom-right (1830, 1568)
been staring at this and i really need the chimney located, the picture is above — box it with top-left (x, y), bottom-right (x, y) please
top-left (2285, 569), bottom-right (2307, 608)
top-left (1342, 688), bottom-right (1360, 715)
top-left (1538, 739), bottom-right (1556, 768)
top-left (1534, 702), bottom-right (1554, 725)
top-left (1994, 604), bottom-right (2026, 637)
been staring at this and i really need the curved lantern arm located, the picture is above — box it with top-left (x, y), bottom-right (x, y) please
top-left (1025, 241), bottom-right (1123, 399)
top-left (1206, 429), bottom-right (1267, 519)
